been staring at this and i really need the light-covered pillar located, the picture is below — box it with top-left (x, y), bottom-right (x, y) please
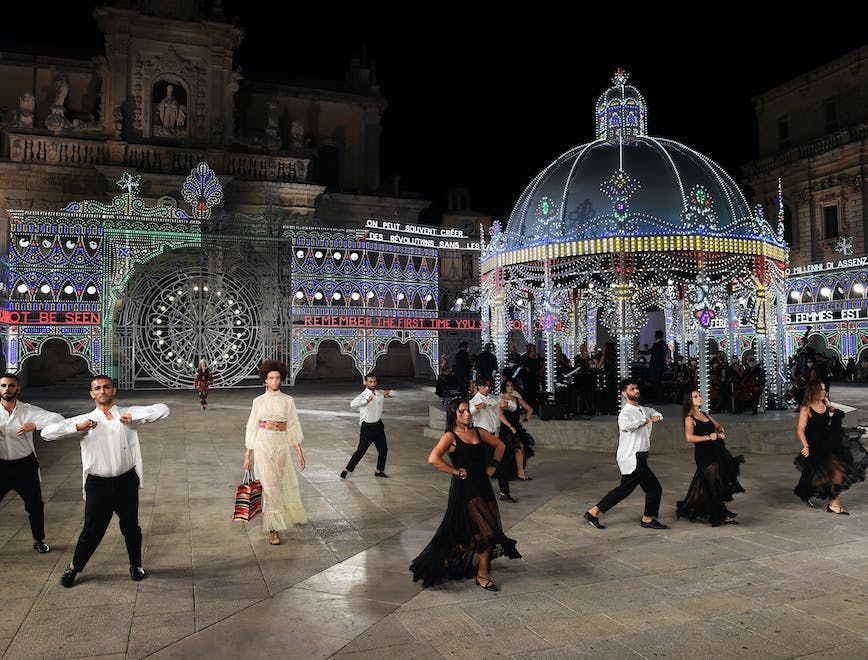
top-left (697, 324), bottom-right (710, 407)
top-left (727, 289), bottom-right (738, 360)
top-left (754, 283), bottom-right (769, 413)
top-left (491, 283), bottom-right (507, 391)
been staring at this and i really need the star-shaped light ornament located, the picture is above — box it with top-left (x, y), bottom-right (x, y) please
top-left (834, 235), bottom-right (853, 256)
top-left (116, 172), bottom-right (141, 194)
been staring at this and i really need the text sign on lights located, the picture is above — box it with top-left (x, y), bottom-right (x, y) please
top-left (0, 310), bottom-right (101, 325)
top-left (298, 316), bottom-right (565, 331)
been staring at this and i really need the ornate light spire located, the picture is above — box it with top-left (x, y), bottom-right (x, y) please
top-left (595, 68), bottom-right (648, 141)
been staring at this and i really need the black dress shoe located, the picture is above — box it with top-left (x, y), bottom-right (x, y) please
top-left (340, 470), bottom-right (348, 479)
top-left (499, 493), bottom-right (517, 503)
top-left (640, 518), bottom-right (669, 529)
top-left (130, 566), bottom-right (147, 581)
top-left (374, 471), bottom-right (389, 478)
top-left (827, 505), bottom-right (850, 515)
top-left (583, 511), bottom-right (605, 529)
top-left (33, 540), bottom-right (50, 554)
top-left (60, 566), bottom-right (77, 588)
top-left (475, 575), bottom-right (499, 592)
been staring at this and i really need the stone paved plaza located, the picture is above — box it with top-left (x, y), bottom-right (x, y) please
top-left (1, 378), bottom-right (867, 659)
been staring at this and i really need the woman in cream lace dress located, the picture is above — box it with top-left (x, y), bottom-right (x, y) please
top-left (242, 360), bottom-right (307, 545)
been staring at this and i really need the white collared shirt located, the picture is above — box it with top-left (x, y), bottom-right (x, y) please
top-left (41, 403), bottom-right (170, 497)
top-left (469, 392), bottom-right (516, 434)
top-left (350, 388), bottom-right (396, 424)
top-left (616, 402), bottom-right (662, 474)
top-left (0, 401), bottom-right (64, 461)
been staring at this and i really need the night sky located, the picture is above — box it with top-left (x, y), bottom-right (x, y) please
top-left (3, 5), bottom-right (866, 221)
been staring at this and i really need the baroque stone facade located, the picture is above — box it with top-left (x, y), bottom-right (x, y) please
top-left (743, 45), bottom-right (868, 363)
top-left (0, 2), bottom-right (428, 224)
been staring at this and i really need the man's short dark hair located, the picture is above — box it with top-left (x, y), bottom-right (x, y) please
top-left (654, 330), bottom-right (664, 339)
top-left (0, 372), bottom-right (20, 383)
top-left (364, 373), bottom-right (377, 380)
top-left (459, 341), bottom-right (469, 349)
top-left (476, 378), bottom-right (492, 388)
top-left (619, 377), bottom-right (638, 392)
top-left (91, 374), bottom-right (115, 388)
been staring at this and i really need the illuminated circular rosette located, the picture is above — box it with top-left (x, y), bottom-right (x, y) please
top-left (126, 267), bottom-right (261, 387)
top-left (181, 162), bottom-right (223, 220)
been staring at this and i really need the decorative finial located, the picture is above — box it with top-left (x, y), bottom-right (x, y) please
top-left (612, 68), bottom-right (629, 86)
top-left (116, 172), bottom-right (141, 194)
top-left (182, 162), bottom-right (223, 220)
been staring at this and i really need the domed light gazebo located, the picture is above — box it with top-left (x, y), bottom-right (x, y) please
top-left (479, 69), bottom-right (789, 409)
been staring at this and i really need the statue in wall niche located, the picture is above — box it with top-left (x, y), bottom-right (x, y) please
top-left (14, 93), bottom-right (35, 128)
top-left (156, 84), bottom-right (185, 129)
top-left (291, 120), bottom-right (304, 151)
top-left (158, 86), bottom-right (178, 127)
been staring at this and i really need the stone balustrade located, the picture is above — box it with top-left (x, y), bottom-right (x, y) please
top-left (7, 133), bottom-right (109, 166)
top-left (5, 132), bottom-right (310, 182)
top-left (742, 122), bottom-right (868, 179)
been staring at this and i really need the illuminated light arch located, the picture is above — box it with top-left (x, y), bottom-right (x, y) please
top-left (15, 335), bottom-right (93, 376)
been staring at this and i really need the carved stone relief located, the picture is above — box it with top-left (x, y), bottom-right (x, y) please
top-left (45, 78), bottom-right (72, 132)
top-left (13, 93), bottom-right (35, 128)
top-left (291, 120), bottom-right (304, 151)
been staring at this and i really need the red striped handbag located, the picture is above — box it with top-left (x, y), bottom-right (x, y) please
top-left (233, 470), bottom-right (262, 522)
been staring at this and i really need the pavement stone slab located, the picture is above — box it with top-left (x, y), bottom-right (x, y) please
top-left (0, 379), bottom-right (866, 658)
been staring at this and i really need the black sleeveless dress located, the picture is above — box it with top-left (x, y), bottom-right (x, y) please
top-left (676, 415), bottom-right (745, 526)
top-left (794, 406), bottom-right (866, 500)
top-left (410, 429), bottom-right (522, 588)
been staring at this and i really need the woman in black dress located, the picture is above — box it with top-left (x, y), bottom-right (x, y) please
top-left (410, 398), bottom-right (521, 591)
top-left (794, 379), bottom-right (863, 513)
top-left (676, 390), bottom-right (744, 526)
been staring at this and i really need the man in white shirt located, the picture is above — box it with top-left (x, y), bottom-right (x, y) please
top-left (0, 373), bottom-right (64, 554)
top-left (584, 378), bottom-right (668, 530)
top-left (470, 379), bottom-right (518, 503)
top-left (341, 373), bottom-right (394, 479)
top-left (41, 375), bottom-right (169, 588)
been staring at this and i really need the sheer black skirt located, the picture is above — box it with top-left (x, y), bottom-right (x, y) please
top-left (410, 475), bottom-right (521, 588)
top-left (794, 423), bottom-right (868, 501)
top-left (677, 446), bottom-right (745, 526)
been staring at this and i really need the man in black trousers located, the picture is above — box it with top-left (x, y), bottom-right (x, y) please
top-left (0, 373), bottom-right (63, 554)
top-left (42, 375), bottom-right (169, 587)
top-left (341, 373), bottom-right (395, 479)
top-left (583, 378), bottom-right (668, 530)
